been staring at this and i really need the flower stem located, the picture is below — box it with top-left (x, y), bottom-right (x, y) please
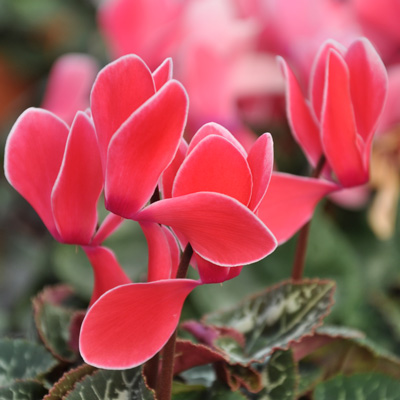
top-left (144, 353), bottom-right (159, 390)
top-left (291, 156), bottom-right (326, 281)
top-left (156, 243), bottom-right (193, 400)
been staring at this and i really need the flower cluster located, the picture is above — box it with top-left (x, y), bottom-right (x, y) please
top-left (4, 36), bottom-right (387, 370)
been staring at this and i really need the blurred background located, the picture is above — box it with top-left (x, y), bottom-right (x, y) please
top-left (1, 0), bottom-right (400, 357)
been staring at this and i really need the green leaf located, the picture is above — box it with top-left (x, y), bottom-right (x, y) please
top-left (0, 380), bottom-right (47, 400)
top-left (33, 285), bottom-right (86, 362)
top-left (44, 364), bottom-right (96, 400)
top-left (313, 372), bottom-right (400, 400)
top-left (297, 362), bottom-right (324, 397)
top-left (203, 280), bottom-right (335, 364)
top-left (254, 350), bottom-right (297, 400)
top-left (303, 333), bottom-right (400, 381)
top-left (172, 382), bottom-right (248, 400)
top-left (64, 368), bottom-right (155, 400)
top-left (0, 339), bottom-right (57, 386)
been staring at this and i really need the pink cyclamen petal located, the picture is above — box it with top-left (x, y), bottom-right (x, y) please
top-left (4, 108), bottom-right (69, 241)
top-left (91, 213), bottom-right (124, 246)
top-left (80, 279), bottom-right (199, 369)
top-left (136, 192), bottom-right (277, 266)
top-left (194, 253), bottom-right (243, 284)
top-left (187, 122), bottom-right (247, 158)
top-left (41, 54), bottom-right (99, 125)
top-left (51, 112), bottom-right (103, 244)
top-left (161, 138), bottom-right (188, 199)
top-left (345, 38), bottom-right (388, 144)
top-left (173, 135), bottom-right (253, 206)
top-left (247, 133), bottom-right (274, 211)
top-left (83, 246), bottom-right (131, 307)
top-left (257, 173), bottom-right (339, 244)
top-left (105, 80), bottom-right (188, 217)
top-left (162, 226), bottom-right (180, 279)
top-left (321, 49), bottom-right (366, 187)
top-left (310, 40), bottom-right (346, 121)
top-left (152, 58), bottom-right (173, 91)
top-left (139, 221), bottom-right (176, 281)
top-left (91, 55), bottom-right (156, 171)
top-left (279, 57), bottom-right (322, 167)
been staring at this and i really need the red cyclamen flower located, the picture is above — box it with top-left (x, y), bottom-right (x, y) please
top-left (280, 37), bottom-right (388, 188)
top-left (90, 54), bottom-right (188, 218)
top-left (4, 108), bottom-right (131, 304)
top-left (5, 109), bottom-right (102, 245)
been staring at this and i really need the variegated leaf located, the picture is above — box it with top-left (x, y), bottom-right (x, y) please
top-left (33, 285), bottom-right (86, 362)
top-left (64, 368), bottom-right (155, 400)
top-left (313, 372), bottom-right (400, 400)
top-left (44, 364), bottom-right (96, 400)
top-left (0, 339), bottom-right (57, 386)
top-left (253, 350), bottom-right (297, 400)
top-left (0, 380), bottom-right (47, 400)
top-left (172, 382), bottom-right (249, 399)
top-left (203, 280), bottom-right (335, 364)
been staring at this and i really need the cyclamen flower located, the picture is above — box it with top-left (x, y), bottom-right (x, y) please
top-left (4, 109), bottom-right (130, 305)
top-left (280, 37), bottom-right (388, 188)
top-left (80, 59), bottom-right (279, 369)
top-left (91, 54), bottom-right (277, 267)
top-left (5, 109), bottom-right (102, 245)
top-left (90, 54), bottom-right (188, 218)
top-left (158, 122), bottom-right (277, 283)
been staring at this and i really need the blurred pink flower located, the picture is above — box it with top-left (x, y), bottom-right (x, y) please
top-left (41, 54), bottom-right (99, 125)
top-left (351, 0), bottom-right (400, 65)
top-left (235, 0), bottom-right (361, 84)
top-left (98, 0), bottom-right (283, 147)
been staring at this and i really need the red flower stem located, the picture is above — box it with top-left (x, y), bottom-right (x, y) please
top-left (291, 156), bottom-right (326, 281)
top-left (156, 243), bottom-right (193, 400)
top-left (144, 353), bottom-right (159, 390)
